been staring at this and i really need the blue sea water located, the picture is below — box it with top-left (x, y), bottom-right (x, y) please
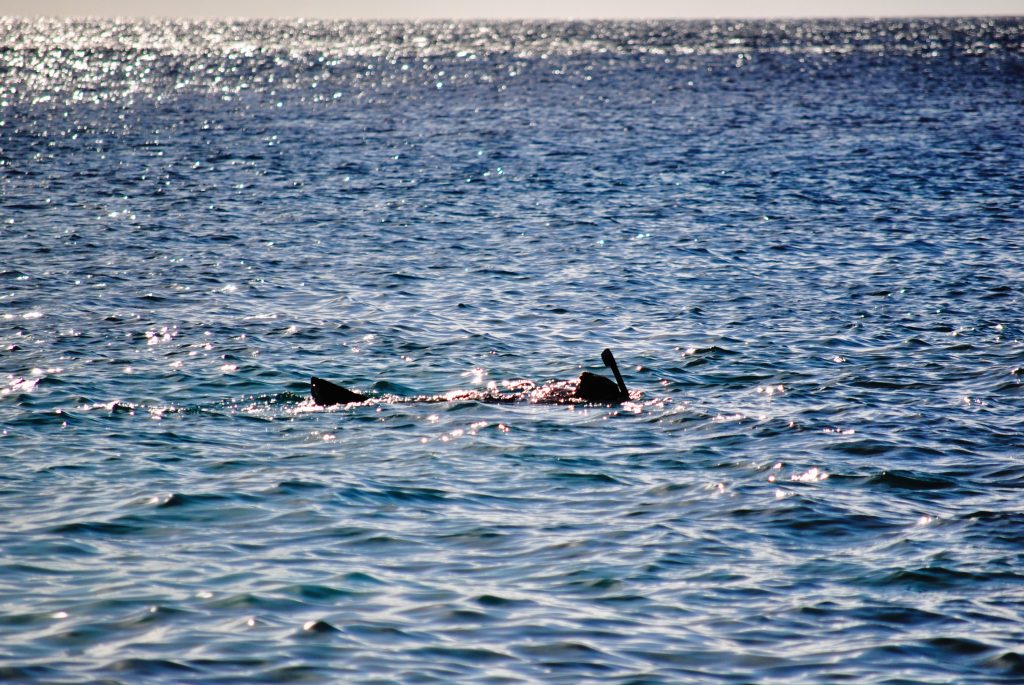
top-left (2, 16), bottom-right (1024, 683)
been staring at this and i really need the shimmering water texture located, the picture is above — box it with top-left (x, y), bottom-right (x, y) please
top-left (3, 17), bottom-right (1024, 684)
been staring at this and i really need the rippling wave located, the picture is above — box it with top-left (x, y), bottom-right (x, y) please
top-left (2, 16), bottom-right (1023, 684)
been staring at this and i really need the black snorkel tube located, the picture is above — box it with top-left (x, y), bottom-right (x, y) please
top-left (601, 348), bottom-right (629, 400)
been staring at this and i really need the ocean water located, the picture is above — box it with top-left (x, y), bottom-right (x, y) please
top-left (2, 16), bottom-right (1024, 683)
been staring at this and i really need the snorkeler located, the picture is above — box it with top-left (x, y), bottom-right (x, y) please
top-left (311, 348), bottom-right (632, 407)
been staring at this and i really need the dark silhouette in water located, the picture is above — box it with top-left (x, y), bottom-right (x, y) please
top-left (310, 377), bottom-right (369, 406)
top-left (311, 348), bottom-right (632, 407)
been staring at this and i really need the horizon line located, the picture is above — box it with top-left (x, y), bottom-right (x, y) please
top-left (5, 12), bottom-right (1021, 21)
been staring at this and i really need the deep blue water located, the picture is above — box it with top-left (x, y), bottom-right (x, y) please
top-left (2, 16), bottom-right (1024, 683)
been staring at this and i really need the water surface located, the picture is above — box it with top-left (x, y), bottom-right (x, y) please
top-left (2, 17), bottom-right (1024, 683)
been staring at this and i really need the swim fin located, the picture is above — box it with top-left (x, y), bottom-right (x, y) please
top-left (310, 376), bottom-right (368, 406)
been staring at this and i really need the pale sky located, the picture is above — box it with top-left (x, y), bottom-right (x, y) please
top-left (2, 0), bottom-right (1022, 19)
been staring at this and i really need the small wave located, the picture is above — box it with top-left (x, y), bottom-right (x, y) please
top-left (105, 658), bottom-right (198, 676)
top-left (986, 652), bottom-right (1024, 676)
top-left (344, 624), bottom-right (419, 643)
top-left (114, 605), bottom-right (196, 628)
top-left (867, 565), bottom-right (990, 590)
top-left (49, 520), bottom-right (140, 537)
top-left (475, 594), bottom-right (537, 609)
top-left (410, 646), bottom-right (514, 662)
top-left (0, 666), bottom-right (59, 681)
top-left (826, 439), bottom-right (895, 456)
top-left (926, 637), bottom-right (994, 656)
top-left (548, 471), bottom-right (625, 485)
top-left (335, 484), bottom-right (450, 505)
top-left (151, 491), bottom-right (237, 508)
top-left (300, 619), bottom-right (339, 634)
top-left (266, 480), bottom-right (331, 495)
top-left (868, 470), bottom-right (959, 490)
top-left (279, 584), bottom-right (361, 602)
